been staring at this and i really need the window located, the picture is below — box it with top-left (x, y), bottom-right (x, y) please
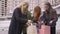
top-left (1, 13), bottom-right (4, 16)
top-left (2, 1), bottom-right (4, 2)
top-left (5, 5), bottom-right (7, 7)
top-left (2, 5), bottom-right (4, 6)
top-left (2, 8), bottom-right (4, 11)
top-left (1, 7), bottom-right (4, 9)
top-left (1, 12), bottom-right (4, 13)
top-left (2, 3), bottom-right (4, 4)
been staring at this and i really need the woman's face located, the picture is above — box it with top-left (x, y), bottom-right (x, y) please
top-left (44, 5), bottom-right (49, 10)
top-left (22, 4), bottom-right (28, 11)
top-left (21, 4), bottom-right (28, 14)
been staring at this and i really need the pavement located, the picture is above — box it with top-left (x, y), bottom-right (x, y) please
top-left (0, 17), bottom-right (60, 34)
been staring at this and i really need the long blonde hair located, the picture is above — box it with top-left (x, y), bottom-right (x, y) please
top-left (20, 2), bottom-right (29, 14)
top-left (15, 2), bottom-right (29, 14)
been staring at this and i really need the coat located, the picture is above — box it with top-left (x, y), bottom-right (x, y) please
top-left (39, 9), bottom-right (58, 27)
top-left (8, 7), bottom-right (32, 34)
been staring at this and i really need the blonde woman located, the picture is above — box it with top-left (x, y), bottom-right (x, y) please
top-left (8, 2), bottom-right (32, 34)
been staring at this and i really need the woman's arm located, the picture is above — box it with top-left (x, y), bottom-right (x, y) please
top-left (39, 12), bottom-right (46, 24)
top-left (52, 10), bottom-right (58, 23)
top-left (14, 8), bottom-right (28, 24)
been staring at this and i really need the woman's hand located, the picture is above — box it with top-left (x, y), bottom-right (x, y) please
top-left (26, 20), bottom-right (32, 26)
top-left (40, 21), bottom-right (45, 25)
top-left (49, 21), bottom-right (53, 25)
top-left (50, 21), bottom-right (53, 24)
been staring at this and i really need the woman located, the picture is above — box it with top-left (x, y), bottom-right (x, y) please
top-left (39, 2), bottom-right (58, 34)
top-left (33, 6), bottom-right (41, 34)
top-left (8, 2), bottom-right (32, 34)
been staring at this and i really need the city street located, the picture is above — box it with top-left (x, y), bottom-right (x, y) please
top-left (0, 6), bottom-right (60, 34)
top-left (0, 0), bottom-right (60, 34)
top-left (0, 17), bottom-right (60, 34)
top-left (0, 20), bottom-right (10, 34)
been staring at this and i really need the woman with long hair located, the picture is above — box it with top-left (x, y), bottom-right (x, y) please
top-left (33, 6), bottom-right (41, 21)
top-left (8, 2), bottom-right (32, 34)
top-left (33, 6), bottom-right (41, 34)
top-left (39, 2), bottom-right (58, 34)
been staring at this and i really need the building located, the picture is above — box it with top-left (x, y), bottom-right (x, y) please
top-left (0, 0), bottom-right (60, 17)
top-left (7, 0), bottom-right (39, 16)
top-left (7, 0), bottom-right (24, 16)
top-left (0, 0), bottom-right (7, 16)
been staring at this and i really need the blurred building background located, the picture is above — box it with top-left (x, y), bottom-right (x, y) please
top-left (0, 0), bottom-right (7, 16)
top-left (0, 0), bottom-right (60, 17)
top-left (0, 0), bottom-right (60, 34)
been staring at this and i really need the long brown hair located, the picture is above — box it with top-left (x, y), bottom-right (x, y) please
top-left (33, 6), bottom-right (41, 21)
top-left (45, 2), bottom-right (55, 19)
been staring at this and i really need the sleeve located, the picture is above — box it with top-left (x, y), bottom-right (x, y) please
top-left (27, 11), bottom-right (33, 20)
top-left (14, 8), bottom-right (28, 24)
top-left (52, 10), bottom-right (58, 23)
top-left (39, 12), bottom-right (45, 22)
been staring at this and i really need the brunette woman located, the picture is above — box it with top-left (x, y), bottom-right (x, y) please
top-left (39, 2), bottom-right (58, 34)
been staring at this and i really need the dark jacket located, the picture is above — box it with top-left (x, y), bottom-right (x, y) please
top-left (8, 8), bottom-right (32, 34)
top-left (39, 9), bottom-right (58, 27)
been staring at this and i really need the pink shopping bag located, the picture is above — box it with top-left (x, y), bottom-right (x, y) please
top-left (40, 25), bottom-right (50, 34)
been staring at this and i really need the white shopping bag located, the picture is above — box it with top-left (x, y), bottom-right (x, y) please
top-left (27, 23), bottom-right (37, 34)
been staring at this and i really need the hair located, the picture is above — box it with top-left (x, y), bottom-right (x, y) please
top-left (33, 6), bottom-right (41, 21)
top-left (45, 2), bottom-right (55, 19)
top-left (18, 2), bottom-right (29, 14)
top-left (20, 2), bottom-right (29, 8)
top-left (20, 2), bottom-right (29, 14)
top-left (45, 2), bottom-right (52, 9)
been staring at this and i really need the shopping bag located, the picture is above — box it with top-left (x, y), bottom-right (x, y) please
top-left (40, 25), bottom-right (50, 34)
top-left (27, 23), bottom-right (37, 34)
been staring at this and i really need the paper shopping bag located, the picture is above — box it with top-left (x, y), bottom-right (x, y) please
top-left (27, 23), bottom-right (37, 34)
top-left (40, 25), bottom-right (50, 34)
